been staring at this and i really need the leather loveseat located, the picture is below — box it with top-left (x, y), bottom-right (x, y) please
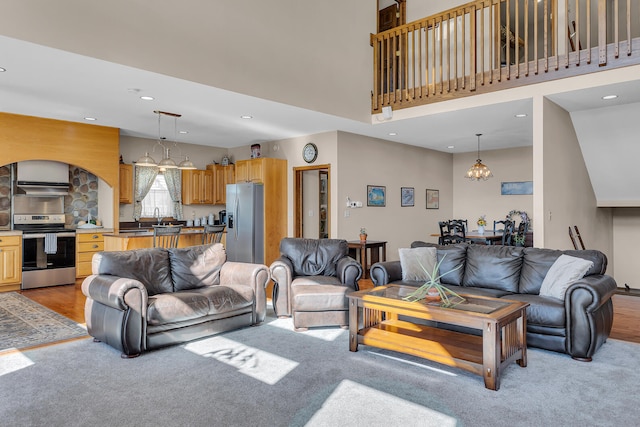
top-left (370, 242), bottom-right (617, 361)
top-left (82, 243), bottom-right (270, 357)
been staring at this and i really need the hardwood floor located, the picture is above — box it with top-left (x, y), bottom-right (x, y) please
top-left (19, 279), bottom-right (640, 344)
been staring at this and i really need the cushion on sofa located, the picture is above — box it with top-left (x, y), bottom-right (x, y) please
top-left (410, 241), bottom-right (467, 286)
top-left (280, 238), bottom-right (348, 277)
top-left (519, 248), bottom-right (607, 294)
top-left (463, 245), bottom-right (524, 293)
top-left (539, 254), bottom-right (594, 300)
top-left (169, 243), bottom-right (227, 291)
top-left (94, 248), bottom-right (173, 296)
top-left (399, 247), bottom-right (438, 282)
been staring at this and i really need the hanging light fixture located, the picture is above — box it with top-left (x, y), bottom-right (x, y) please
top-left (465, 133), bottom-right (493, 181)
top-left (135, 110), bottom-right (196, 169)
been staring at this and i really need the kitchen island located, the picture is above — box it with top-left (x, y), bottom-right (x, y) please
top-left (103, 227), bottom-right (221, 251)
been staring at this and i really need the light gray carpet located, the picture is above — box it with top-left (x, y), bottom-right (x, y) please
top-left (0, 292), bottom-right (87, 351)
top-left (0, 308), bottom-right (637, 427)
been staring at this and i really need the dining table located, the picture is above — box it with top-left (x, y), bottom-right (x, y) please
top-left (430, 230), bottom-right (504, 245)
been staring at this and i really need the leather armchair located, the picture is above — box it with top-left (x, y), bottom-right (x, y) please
top-left (270, 238), bottom-right (362, 331)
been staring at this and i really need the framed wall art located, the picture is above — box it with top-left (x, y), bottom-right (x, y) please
top-left (426, 189), bottom-right (439, 209)
top-left (501, 181), bottom-right (533, 195)
top-left (401, 187), bottom-right (414, 207)
top-left (367, 185), bottom-right (386, 207)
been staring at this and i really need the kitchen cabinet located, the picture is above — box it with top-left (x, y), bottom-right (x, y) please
top-left (76, 232), bottom-right (104, 278)
top-left (182, 169), bottom-right (213, 205)
top-left (235, 159), bottom-right (265, 183)
top-left (119, 163), bottom-right (133, 204)
top-left (0, 235), bottom-right (22, 292)
top-left (207, 164), bottom-right (235, 205)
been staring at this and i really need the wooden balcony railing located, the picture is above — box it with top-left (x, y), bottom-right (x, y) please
top-left (371, 0), bottom-right (640, 113)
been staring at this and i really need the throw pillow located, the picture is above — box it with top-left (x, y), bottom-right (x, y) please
top-left (399, 247), bottom-right (438, 282)
top-left (539, 254), bottom-right (594, 300)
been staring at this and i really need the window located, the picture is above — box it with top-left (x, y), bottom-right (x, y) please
top-left (141, 174), bottom-right (174, 218)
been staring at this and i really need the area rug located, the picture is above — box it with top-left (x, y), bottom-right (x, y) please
top-left (0, 307), bottom-right (637, 427)
top-left (0, 292), bottom-right (87, 352)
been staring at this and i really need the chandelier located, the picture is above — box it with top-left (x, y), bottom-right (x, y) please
top-left (465, 133), bottom-right (493, 181)
top-left (136, 110), bottom-right (196, 170)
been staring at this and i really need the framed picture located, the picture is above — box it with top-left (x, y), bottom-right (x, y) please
top-left (367, 185), bottom-right (386, 207)
top-left (501, 181), bottom-right (533, 195)
top-left (401, 187), bottom-right (414, 207)
top-left (426, 189), bottom-right (439, 209)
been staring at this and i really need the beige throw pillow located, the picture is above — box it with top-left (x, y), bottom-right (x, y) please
top-left (539, 254), bottom-right (594, 300)
top-left (399, 247), bottom-right (438, 282)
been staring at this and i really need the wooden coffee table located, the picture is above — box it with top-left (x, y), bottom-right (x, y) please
top-left (348, 284), bottom-right (529, 390)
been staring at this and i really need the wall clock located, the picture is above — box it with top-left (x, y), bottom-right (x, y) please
top-left (303, 142), bottom-right (318, 163)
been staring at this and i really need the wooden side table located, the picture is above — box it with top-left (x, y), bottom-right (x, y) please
top-left (347, 240), bottom-right (387, 280)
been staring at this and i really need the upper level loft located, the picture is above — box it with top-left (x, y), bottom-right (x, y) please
top-left (371, 0), bottom-right (640, 113)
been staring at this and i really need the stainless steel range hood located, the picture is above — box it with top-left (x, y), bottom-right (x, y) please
top-left (16, 160), bottom-right (70, 196)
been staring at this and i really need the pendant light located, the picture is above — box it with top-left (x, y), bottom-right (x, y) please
top-left (135, 110), bottom-right (196, 169)
top-left (465, 133), bottom-right (493, 181)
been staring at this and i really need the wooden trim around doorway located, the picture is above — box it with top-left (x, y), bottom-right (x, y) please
top-left (293, 164), bottom-right (331, 238)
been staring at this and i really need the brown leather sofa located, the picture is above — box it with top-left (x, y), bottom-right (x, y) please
top-left (370, 242), bottom-right (617, 361)
top-left (82, 243), bottom-right (270, 357)
top-left (269, 238), bottom-right (362, 331)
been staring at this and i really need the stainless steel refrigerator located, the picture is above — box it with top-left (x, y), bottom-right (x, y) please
top-left (225, 182), bottom-right (264, 263)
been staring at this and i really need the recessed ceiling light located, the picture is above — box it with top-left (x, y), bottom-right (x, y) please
top-left (179, 130), bottom-right (188, 134)
top-left (140, 96), bottom-right (154, 101)
top-left (388, 132), bottom-right (397, 136)
top-left (240, 115), bottom-right (253, 119)
top-left (0, 67), bottom-right (6, 72)
top-left (514, 113), bottom-right (527, 118)
top-left (602, 95), bottom-right (618, 100)
top-left (84, 117), bottom-right (97, 121)
top-left (447, 145), bottom-right (455, 149)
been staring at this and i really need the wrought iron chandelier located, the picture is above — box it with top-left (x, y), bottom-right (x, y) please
top-left (465, 133), bottom-right (493, 181)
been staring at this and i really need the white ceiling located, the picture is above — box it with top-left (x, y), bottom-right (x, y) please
top-left (1, 34), bottom-right (640, 155)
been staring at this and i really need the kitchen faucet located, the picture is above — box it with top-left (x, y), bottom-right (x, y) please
top-left (154, 207), bottom-right (164, 225)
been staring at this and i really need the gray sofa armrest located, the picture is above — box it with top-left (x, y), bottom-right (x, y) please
top-left (81, 274), bottom-right (148, 356)
top-left (270, 256), bottom-right (293, 318)
top-left (565, 274), bottom-right (618, 360)
top-left (81, 274), bottom-right (148, 312)
top-left (220, 262), bottom-right (270, 324)
top-left (336, 256), bottom-right (363, 289)
top-left (370, 261), bottom-right (403, 287)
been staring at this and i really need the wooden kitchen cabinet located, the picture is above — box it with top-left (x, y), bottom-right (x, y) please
top-left (182, 169), bottom-right (213, 205)
top-left (119, 163), bottom-right (133, 204)
top-left (76, 232), bottom-right (104, 278)
top-left (235, 159), bottom-right (264, 183)
top-left (207, 164), bottom-right (235, 205)
top-left (0, 235), bottom-right (22, 291)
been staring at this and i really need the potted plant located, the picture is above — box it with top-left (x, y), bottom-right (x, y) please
top-left (359, 227), bottom-right (367, 242)
top-left (477, 215), bottom-right (487, 234)
top-left (402, 254), bottom-right (465, 307)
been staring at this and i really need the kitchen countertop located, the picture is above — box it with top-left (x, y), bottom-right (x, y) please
top-left (76, 227), bottom-right (114, 234)
top-left (0, 230), bottom-right (23, 236)
top-left (105, 227), bottom-right (206, 237)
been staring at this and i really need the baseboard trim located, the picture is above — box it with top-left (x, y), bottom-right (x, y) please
top-left (616, 286), bottom-right (640, 297)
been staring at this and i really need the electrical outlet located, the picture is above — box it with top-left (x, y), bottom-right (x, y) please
top-left (344, 210), bottom-right (350, 217)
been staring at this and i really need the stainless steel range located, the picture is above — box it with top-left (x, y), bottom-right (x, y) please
top-left (13, 196), bottom-right (76, 290)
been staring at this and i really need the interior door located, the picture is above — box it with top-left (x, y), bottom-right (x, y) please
top-left (294, 165), bottom-right (330, 239)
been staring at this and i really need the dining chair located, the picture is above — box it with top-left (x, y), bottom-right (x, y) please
top-left (438, 221), bottom-right (451, 245)
top-left (443, 219), bottom-right (468, 244)
top-left (501, 220), bottom-right (515, 246)
top-left (494, 219), bottom-right (509, 232)
top-left (202, 224), bottom-right (226, 245)
top-left (152, 225), bottom-right (182, 248)
top-left (451, 219), bottom-right (468, 232)
top-left (513, 221), bottom-right (530, 247)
